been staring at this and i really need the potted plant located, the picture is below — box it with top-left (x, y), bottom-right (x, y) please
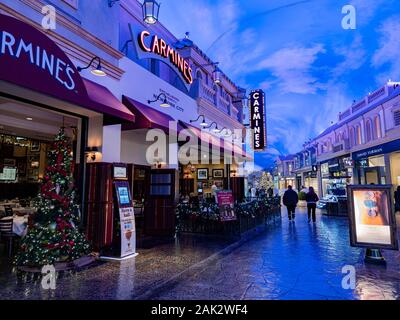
top-left (298, 191), bottom-right (307, 207)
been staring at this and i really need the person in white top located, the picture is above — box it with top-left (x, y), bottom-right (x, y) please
top-left (211, 182), bottom-right (219, 203)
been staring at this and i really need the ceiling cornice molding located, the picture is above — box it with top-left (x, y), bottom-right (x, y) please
top-left (0, 3), bottom-right (124, 80)
top-left (19, 0), bottom-right (124, 60)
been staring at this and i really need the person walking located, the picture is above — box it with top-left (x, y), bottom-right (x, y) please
top-left (394, 186), bottom-right (400, 213)
top-left (306, 186), bottom-right (319, 223)
top-left (282, 185), bottom-right (298, 221)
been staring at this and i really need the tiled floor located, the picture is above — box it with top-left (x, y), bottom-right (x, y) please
top-left (0, 234), bottom-right (237, 300)
top-left (0, 209), bottom-right (399, 300)
top-left (149, 209), bottom-right (400, 300)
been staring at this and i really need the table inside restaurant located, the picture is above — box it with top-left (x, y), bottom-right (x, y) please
top-left (0, 203), bottom-right (36, 237)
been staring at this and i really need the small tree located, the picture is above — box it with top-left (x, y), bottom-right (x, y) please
top-left (15, 128), bottom-right (90, 267)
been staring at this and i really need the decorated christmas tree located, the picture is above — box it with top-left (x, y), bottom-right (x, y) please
top-left (259, 171), bottom-right (274, 190)
top-left (15, 128), bottom-right (90, 267)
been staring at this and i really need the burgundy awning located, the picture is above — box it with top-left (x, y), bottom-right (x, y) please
top-left (178, 121), bottom-right (223, 151)
top-left (83, 79), bottom-right (135, 123)
top-left (122, 96), bottom-right (177, 132)
top-left (178, 121), bottom-right (252, 159)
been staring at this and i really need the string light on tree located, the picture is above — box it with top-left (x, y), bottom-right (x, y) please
top-left (15, 128), bottom-right (91, 267)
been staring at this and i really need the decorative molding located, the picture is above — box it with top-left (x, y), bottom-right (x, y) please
top-left (198, 98), bottom-right (243, 130)
top-left (0, 3), bottom-right (124, 80)
top-left (61, 0), bottom-right (78, 10)
top-left (19, 0), bottom-right (124, 60)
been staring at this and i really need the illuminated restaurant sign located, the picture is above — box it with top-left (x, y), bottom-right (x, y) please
top-left (249, 89), bottom-right (266, 151)
top-left (134, 27), bottom-right (193, 86)
top-left (0, 13), bottom-right (87, 106)
top-left (138, 31), bottom-right (193, 85)
top-left (0, 30), bottom-right (76, 90)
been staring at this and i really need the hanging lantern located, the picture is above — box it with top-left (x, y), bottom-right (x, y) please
top-left (142, 0), bottom-right (161, 24)
top-left (213, 67), bottom-right (221, 85)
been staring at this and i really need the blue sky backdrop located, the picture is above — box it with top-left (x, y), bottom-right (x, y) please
top-left (159, 0), bottom-right (400, 169)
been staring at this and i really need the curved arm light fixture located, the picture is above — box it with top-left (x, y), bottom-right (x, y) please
top-left (218, 127), bottom-right (232, 137)
top-left (205, 122), bottom-right (220, 133)
top-left (148, 93), bottom-right (170, 107)
top-left (190, 115), bottom-right (209, 127)
top-left (197, 62), bottom-right (221, 85)
top-left (77, 56), bottom-right (106, 77)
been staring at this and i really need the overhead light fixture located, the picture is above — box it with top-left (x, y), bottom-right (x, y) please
top-left (205, 122), bottom-right (220, 133)
top-left (198, 62), bottom-right (221, 85)
top-left (142, 0), bottom-right (161, 25)
top-left (213, 67), bottom-right (221, 85)
top-left (200, 119), bottom-right (208, 127)
top-left (218, 127), bottom-right (231, 137)
top-left (77, 56), bottom-right (106, 77)
top-left (148, 93), bottom-right (171, 108)
top-left (190, 115), bottom-right (208, 127)
top-left (26, 117), bottom-right (33, 121)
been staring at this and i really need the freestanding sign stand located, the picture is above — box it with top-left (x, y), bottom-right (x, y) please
top-left (100, 164), bottom-right (138, 261)
top-left (347, 185), bottom-right (399, 265)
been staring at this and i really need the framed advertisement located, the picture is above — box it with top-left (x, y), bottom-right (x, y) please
top-left (347, 185), bottom-right (398, 250)
top-left (217, 191), bottom-right (236, 221)
top-left (212, 169), bottom-right (224, 178)
top-left (197, 168), bottom-right (208, 180)
top-left (30, 141), bottom-right (40, 152)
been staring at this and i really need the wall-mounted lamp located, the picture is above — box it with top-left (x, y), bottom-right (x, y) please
top-left (142, 0), bottom-right (161, 24)
top-left (77, 56), bottom-right (106, 77)
top-left (213, 67), bottom-right (221, 85)
top-left (148, 93), bottom-right (170, 108)
top-left (218, 127), bottom-right (232, 137)
top-left (205, 122), bottom-right (220, 133)
top-left (190, 115), bottom-right (208, 127)
top-left (85, 146), bottom-right (100, 161)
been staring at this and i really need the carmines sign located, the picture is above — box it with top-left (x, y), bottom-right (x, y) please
top-left (129, 23), bottom-right (193, 89)
top-left (138, 30), bottom-right (193, 85)
top-left (0, 14), bottom-right (87, 104)
top-left (249, 89), bottom-right (266, 151)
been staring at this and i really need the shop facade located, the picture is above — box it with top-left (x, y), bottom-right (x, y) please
top-left (0, 1), bottom-right (248, 254)
top-left (319, 155), bottom-right (353, 198)
top-left (352, 139), bottom-right (400, 188)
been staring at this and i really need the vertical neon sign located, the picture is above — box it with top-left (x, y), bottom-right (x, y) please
top-left (249, 89), bottom-right (266, 151)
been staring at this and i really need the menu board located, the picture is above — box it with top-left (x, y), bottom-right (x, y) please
top-left (348, 185), bottom-right (398, 250)
top-left (217, 191), bottom-right (236, 221)
top-left (114, 181), bottom-right (136, 258)
top-left (118, 207), bottom-right (136, 257)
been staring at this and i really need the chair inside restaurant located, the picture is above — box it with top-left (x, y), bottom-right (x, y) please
top-left (0, 97), bottom-right (80, 261)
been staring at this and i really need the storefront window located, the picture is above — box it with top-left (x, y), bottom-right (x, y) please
top-left (357, 155), bottom-right (386, 185)
top-left (390, 152), bottom-right (400, 188)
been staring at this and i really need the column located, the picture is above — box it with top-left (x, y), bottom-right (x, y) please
top-left (102, 124), bottom-right (121, 163)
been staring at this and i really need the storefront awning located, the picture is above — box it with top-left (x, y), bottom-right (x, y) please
top-left (178, 121), bottom-right (253, 160)
top-left (83, 79), bottom-right (135, 123)
top-left (122, 96), bottom-right (176, 132)
top-left (178, 121), bottom-right (222, 151)
top-left (0, 14), bottom-right (135, 124)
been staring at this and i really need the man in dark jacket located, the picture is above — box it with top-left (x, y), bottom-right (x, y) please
top-left (282, 185), bottom-right (299, 221)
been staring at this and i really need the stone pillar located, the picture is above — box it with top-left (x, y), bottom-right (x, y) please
top-left (384, 153), bottom-right (392, 185)
top-left (102, 124), bottom-right (121, 163)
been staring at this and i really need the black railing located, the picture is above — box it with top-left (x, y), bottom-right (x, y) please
top-left (175, 196), bottom-right (281, 237)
